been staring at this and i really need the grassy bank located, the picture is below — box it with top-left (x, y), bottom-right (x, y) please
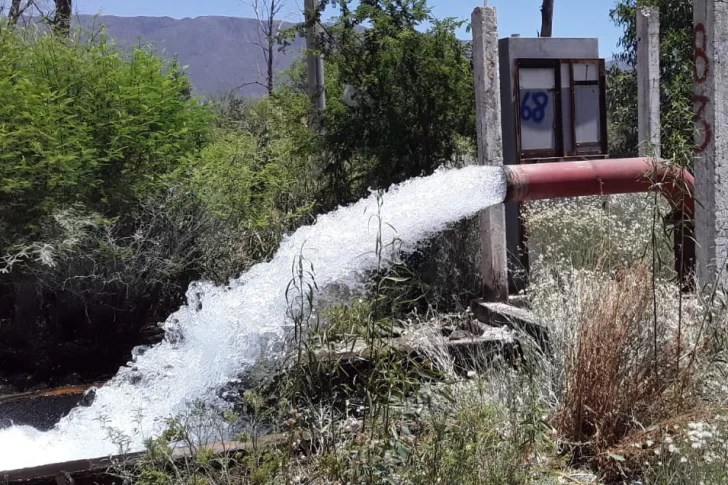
top-left (100, 192), bottom-right (728, 485)
top-left (0, 1), bottom-right (476, 389)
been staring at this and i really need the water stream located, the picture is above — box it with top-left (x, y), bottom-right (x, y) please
top-left (0, 165), bottom-right (506, 471)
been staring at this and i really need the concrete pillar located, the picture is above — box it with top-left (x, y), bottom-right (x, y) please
top-left (693, 0), bottom-right (728, 288)
top-left (305, 0), bottom-right (326, 130)
top-left (472, 4), bottom-right (509, 302)
top-left (637, 7), bottom-right (661, 157)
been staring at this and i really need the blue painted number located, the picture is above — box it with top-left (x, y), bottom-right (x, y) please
top-left (520, 91), bottom-right (549, 123)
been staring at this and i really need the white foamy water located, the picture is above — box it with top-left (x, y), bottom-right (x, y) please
top-left (0, 165), bottom-right (506, 471)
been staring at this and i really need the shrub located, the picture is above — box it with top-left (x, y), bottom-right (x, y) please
top-left (0, 25), bottom-right (321, 386)
top-left (281, 0), bottom-right (476, 207)
top-left (0, 25), bottom-right (210, 251)
top-left (554, 263), bottom-right (700, 464)
top-left (523, 193), bottom-right (673, 274)
top-left (0, 195), bottom-right (216, 383)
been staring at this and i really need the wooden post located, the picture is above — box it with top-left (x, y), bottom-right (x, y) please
top-left (637, 6), bottom-right (661, 157)
top-left (472, 3), bottom-right (508, 302)
top-left (693, 0), bottom-right (728, 288)
top-left (305, 0), bottom-right (326, 130)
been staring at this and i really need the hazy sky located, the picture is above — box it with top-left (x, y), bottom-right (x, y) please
top-left (75, 0), bottom-right (624, 58)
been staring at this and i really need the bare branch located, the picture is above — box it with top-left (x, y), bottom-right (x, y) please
top-left (230, 80), bottom-right (267, 95)
top-left (242, 0), bottom-right (287, 95)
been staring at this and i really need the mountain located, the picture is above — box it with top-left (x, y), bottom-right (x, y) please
top-left (75, 15), bottom-right (307, 97)
top-left (606, 58), bottom-right (631, 71)
top-left (74, 15), bottom-right (627, 96)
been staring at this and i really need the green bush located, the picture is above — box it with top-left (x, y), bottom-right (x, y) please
top-left (0, 25), bottom-right (210, 251)
top-left (0, 24), bottom-right (322, 386)
top-left (608, 0), bottom-right (693, 164)
top-left (281, 0), bottom-right (476, 207)
top-left (185, 97), bottom-right (316, 230)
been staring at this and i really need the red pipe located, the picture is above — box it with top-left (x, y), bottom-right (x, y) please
top-left (502, 157), bottom-right (695, 288)
top-left (504, 157), bottom-right (694, 215)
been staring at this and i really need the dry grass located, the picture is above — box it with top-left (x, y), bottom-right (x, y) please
top-left (555, 263), bottom-right (697, 460)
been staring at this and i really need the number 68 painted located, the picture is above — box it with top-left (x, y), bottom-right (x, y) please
top-left (520, 91), bottom-right (549, 123)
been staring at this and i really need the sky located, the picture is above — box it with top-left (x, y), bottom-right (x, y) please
top-left (75, 0), bottom-right (624, 58)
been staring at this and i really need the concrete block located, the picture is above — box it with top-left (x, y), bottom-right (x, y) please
top-left (637, 6), bottom-right (661, 157)
top-left (693, 0), bottom-right (728, 289)
top-left (470, 299), bottom-right (548, 351)
top-left (472, 5), bottom-right (509, 302)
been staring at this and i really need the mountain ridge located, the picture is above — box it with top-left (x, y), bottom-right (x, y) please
top-left (75, 14), bottom-right (306, 97)
top-left (72, 14), bottom-right (627, 96)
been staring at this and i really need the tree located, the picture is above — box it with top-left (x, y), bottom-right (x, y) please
top-left (0, 28), bottom-right (210, 249)
top-left (312, 0), bottom-right (476, 205)
top-left (7, 0), bottom-right (35, 26)
top-left (0, 0), bottom-right (68, 31)
top-left (52, 0), bottom-right (70, 36)
top-left (608, 0), bottom-right (693, 164)
top-left (540, 0), bottom-right (554, 37)
top-left (245, 0), bottom-right (287, 95)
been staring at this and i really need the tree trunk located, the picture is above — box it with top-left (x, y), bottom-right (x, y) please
top-left (305, 0), bottom-right (325, 130)
top-left (267, 13), bottom-right (274, 95)
top-left (540, 0), bottom-right (554, 37)
top-left (8, 0), bottom-right (33, 26)
top-left (8, 0), bottom-right (22, 25)
top-left (53, 0), bottom-right (72, 36)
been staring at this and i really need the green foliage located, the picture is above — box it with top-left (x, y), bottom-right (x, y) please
top-left (403, 383), bottom-right (544, 485)
top-left (174, 102), bottom-right (317, 266)
top-left (608, 0), bottom-right (693, 165)
top-left (319, 299), bottom-right (377, 341)
top-left (129, 378), bottom-right (547, 485)
top-left (0, 24), bottom-right (322, 384)
top-left (302, 0), bottom-right (476, 205)
top-left (137, 468), bottom-right (170, 485)
top-left (0, 25), bottom-right (210, 249)
top-left (0, 25), bottom-right (320, 278)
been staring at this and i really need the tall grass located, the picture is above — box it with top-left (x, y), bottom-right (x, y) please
top-left (555, 263), bottom-right (692, 456)
top-left (115, 191), bottom-right (728, 485)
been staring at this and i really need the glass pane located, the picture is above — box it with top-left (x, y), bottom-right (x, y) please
top-left (573, 62), bottom-right (600, 82)
top-left (518, 68), bottom-right (556, 151)
top-left (518, 68), bottom-right (556, 90)
top-left (561, 86), bottom-right (574, 153)
top-left (574, 85), bottom-right (600, 144)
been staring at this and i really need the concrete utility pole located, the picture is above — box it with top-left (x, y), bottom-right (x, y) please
top-left (472, 2), bottom-right (508, 302)
top-left (693, 0), bottom-right (728, 289)
top-left (637, 6), bottom-right (661, 157)
top-left (305, 0), bottom-right (326, 130)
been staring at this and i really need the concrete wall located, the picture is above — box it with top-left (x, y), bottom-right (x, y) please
top-left (497, 37), bottom-right (599, 291)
